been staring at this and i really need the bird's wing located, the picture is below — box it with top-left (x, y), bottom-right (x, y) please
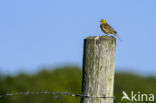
top-left (105, 23), bottom-right (117, 33)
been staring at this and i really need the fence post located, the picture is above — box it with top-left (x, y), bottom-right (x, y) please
top-left (81, 36), bottom-right (116, 103)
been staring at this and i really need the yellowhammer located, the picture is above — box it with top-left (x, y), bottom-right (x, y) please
top-left (100, 19), bottom-right (121, 40)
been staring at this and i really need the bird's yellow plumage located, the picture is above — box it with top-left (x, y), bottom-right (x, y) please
top-left (100, 19), bottom-right (107, 24)
top-left (100, 19), bottom-right (121, 40)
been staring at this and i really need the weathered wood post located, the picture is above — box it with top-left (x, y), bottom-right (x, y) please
top-left (81, 36), bottom-right (116, 103)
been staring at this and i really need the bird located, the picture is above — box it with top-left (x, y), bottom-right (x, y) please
top-left (100, 19), bottom-right (121, 41)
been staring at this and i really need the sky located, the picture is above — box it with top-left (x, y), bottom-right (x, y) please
top-left (0, 0), bottom-right (156, 75)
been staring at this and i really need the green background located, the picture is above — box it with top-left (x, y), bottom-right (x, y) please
top-left (0, 66), bottom-right (155, 103)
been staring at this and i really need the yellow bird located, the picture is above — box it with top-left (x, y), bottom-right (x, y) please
top-left (100, 19), bottom-right (121, 40)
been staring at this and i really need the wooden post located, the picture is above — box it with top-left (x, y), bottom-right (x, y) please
top-left (81, 36), bottom-right (116, 103)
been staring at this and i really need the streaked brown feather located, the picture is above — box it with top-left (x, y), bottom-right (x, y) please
top-left (103, 23), bottom-right (117, 33)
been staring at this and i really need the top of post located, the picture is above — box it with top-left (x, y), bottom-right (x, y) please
top-left (84, 36), bottom-right (116, 40)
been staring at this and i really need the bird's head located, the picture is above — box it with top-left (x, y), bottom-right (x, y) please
top-left (100, 19), bottom-right (107, 24)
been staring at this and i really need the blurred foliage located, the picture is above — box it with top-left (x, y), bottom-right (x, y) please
top-left (0, 66), bottom-right (155, 103)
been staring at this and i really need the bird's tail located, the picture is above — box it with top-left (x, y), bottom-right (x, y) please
top-left (113, 32), bottom-right (122, 41)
